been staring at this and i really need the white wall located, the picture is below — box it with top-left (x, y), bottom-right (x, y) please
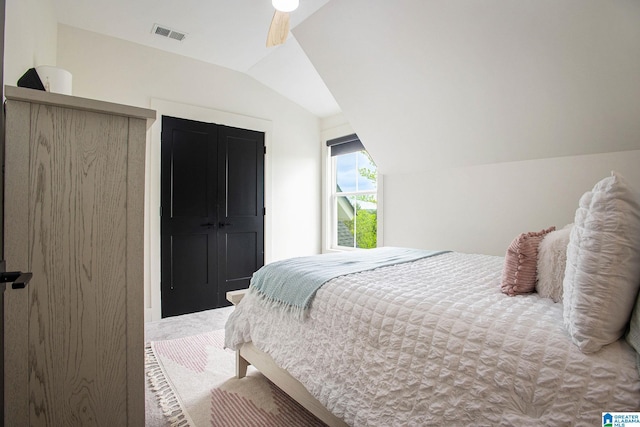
top-left (383, 150), bottom-right (640, 256)
top-left (56, 25), bottom-right (322, 321)
top-left (4, 0), bottom-right (57, 86)
top-left (295, 0), bottom-right (640, 257)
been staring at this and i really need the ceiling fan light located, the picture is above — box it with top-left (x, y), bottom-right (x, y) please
top-left (272, 0), bottom-right (299, 12)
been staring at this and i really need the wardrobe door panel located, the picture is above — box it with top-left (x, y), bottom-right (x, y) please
top-left (3, 87), bottom-right (153, 426)
top-left (28, 105), bottom-right (129, 426)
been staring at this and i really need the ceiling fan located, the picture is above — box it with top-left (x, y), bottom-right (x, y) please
top-left (266, 0), bottom-right (299, 47)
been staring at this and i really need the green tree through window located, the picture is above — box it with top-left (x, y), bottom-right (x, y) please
top-left (345, 197), bottom-right (377, 248)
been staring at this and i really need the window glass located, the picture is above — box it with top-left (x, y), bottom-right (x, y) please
top-left (336, 151), bottom-right (377, 193)
top-left (336, 153), bottom-right (357, 192)
top-left (332, 148), bottom-right (378, 249)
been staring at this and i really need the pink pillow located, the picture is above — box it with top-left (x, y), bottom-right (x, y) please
top-left (501, 226), bottom-right (556, 296)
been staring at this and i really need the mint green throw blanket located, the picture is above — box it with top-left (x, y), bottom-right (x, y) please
top-left (249, 247), bottom-right (448, 314)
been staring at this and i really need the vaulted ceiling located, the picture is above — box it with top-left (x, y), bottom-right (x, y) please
top-left (52, 0), bottom-right (640, 174)
top-left (51, 0), bottom-right (340, 117)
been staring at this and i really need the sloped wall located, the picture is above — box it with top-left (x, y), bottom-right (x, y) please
top-left (296, 0), bottom-right (640, 173)
top-left (298, 0), bottom-right (640, 254)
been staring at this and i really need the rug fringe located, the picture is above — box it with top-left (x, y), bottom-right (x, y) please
top-left (145, 342), bottom-right (194, 427)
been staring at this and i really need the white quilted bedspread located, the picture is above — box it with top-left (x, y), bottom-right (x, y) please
top-left (225, 252), bottom-right (640, 426)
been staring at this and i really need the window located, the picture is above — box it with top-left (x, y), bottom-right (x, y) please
top-left (327, 134), bottom-right (378, 249)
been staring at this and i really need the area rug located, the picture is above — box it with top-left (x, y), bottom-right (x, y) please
top-left (145, 329), bottom-right (327, 427)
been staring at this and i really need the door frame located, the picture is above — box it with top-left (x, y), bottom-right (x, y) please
top-left (146, 98), bottom-right (272, 321)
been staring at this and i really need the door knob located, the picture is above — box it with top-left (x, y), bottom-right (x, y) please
top-left (218, 222), bottom-right (233, 228)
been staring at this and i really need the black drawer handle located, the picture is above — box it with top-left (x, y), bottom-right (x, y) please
top-left (0, 271), bottom-right (33, 289)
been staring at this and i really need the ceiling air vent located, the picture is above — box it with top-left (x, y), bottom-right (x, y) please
top-left (152, 24), bottom-right (187, 42)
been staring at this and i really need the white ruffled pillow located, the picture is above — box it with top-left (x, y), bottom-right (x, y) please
top-left (563, 171), bottom-right (640, 353)
top-left (536, 224), bottom-right (573, 302)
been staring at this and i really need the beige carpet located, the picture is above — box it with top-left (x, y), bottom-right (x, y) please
top-left (145, 328), bottom-right (327, 427)
top-left (145, 307), bottom-right (235, 427)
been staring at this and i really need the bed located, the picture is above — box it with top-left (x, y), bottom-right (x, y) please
top-left (224, 172), bottom-right (640, 426)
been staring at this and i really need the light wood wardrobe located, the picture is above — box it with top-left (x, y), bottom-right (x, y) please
top-left (3, 86), bottom-right (155, 426)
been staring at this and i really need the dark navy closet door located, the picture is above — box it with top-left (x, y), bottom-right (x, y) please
top-left (161, 116), bottom-right (264, 317)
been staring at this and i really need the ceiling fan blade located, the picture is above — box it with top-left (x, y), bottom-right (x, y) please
top-left (266, 10), bottom-right (290, 47)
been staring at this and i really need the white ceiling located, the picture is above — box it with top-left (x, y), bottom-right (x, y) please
top-left (51, 0), bottom-right (341, 117)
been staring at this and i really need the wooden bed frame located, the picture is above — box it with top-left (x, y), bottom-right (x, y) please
top-left (226, 290), bottom-right (348, 427)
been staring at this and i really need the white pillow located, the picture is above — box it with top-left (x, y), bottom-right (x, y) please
top-left (536, 224), bottom-right (573, 302)
top-left (563, 171), bottom-right (640, 353)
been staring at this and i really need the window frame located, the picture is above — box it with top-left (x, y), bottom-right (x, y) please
top-left (323, 133), bottom-right (383, 252)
